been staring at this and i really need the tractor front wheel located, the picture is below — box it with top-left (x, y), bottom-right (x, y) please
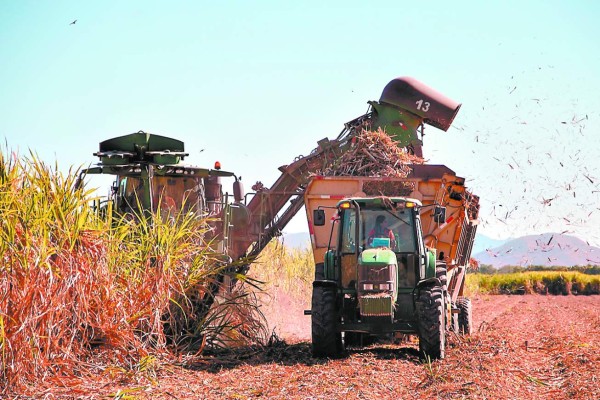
top-left (311, 285), bottom-right (343, 357)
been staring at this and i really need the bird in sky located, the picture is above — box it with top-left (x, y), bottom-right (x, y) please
top-left (70, 19), bottom-right (77, 25)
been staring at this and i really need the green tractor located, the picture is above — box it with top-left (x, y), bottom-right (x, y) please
top-left (311, 196), bottom-right (455, 359)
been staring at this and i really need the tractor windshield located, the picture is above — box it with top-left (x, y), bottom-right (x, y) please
top-left (339, 206), bottom-right (417, 253)
top-left (338, 206), bottom-right (419, 289)
top-left (361, 208), bottom-right (416, 253)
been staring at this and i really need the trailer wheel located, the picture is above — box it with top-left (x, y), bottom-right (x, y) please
top-left (311, 285), bottom-right (343, 357)
top-left (416, 285), bottom-right (445, 360)
top-left (450, 305), bottom-right (459, 333)
top-left (456, 297), bottom-right (473, 335)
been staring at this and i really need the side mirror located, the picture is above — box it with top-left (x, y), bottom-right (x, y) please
top-left (433, 206), bottom-right (446, 223)
top-left (313, 209), bottom-right (326, 226)
top-left (233, 180), bottom-right (244, 203)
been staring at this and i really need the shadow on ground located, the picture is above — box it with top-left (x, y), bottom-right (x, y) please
top-left (187, 340), bottom-right (423, 373)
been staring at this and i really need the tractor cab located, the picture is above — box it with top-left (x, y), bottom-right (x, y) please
top-left (317, 197), bottom-right (431, 291)
top-left (111, 171), bottom-right (215, 217)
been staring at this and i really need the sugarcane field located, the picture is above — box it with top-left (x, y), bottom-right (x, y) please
top-left (2, 2), bottom-right (600, 399)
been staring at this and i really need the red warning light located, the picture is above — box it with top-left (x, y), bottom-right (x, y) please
top-left (214, 161), bottom-right (221, 170)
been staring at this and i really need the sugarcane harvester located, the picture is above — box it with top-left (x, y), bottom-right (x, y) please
top-left (75, 131), bottom-right (245, 256)
top-left (76, 131), bottom-right (255, 339)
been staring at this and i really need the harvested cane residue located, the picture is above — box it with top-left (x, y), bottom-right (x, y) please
top-left (319, 128), bottom-right (425, 178)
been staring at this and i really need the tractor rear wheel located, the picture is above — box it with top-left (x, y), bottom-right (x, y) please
top-left (456, 297), bottom-right (473, 335)
top-left (416, 285), bottom-right (446, 360)
top-left (435, 261), bottom-right (447, 291)
top-left (314, 262), bottom-right (325, 281)
top-left (311, 285), bottom-right (343, 357)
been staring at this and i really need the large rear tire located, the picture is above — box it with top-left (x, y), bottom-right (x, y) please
top-left (311, 285), bottom-right (343, 357)
top-left (456, 296), bottom-right (473, 335)
top-left (436, 262), bottom-right (452, 333)
top-left (435, 262), bottom-right (448, 291)
top-left (416, 285), bottom-right (446, 360)
top-left (314, 262), bottom-right (325, 280)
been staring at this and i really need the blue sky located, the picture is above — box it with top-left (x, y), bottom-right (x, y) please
top-left (2, 1), bottom-right (600, 243)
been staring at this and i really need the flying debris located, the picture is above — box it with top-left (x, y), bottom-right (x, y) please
top-left (540, 196), bottom-right (556, 206)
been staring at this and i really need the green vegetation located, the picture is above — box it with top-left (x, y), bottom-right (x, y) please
top-left (466, 271), bottom-right (600, 296)
top-left (0, 151), bottom-right (265, 393)
top-left (477, 264), bottom-right (600, 275)
top-left (251, 241), bottom-right (314, 296)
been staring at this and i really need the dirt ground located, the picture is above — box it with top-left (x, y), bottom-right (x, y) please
top-left (24, 294), bottom-right (599, 399)
top-left (97, 294), bottom-right (598, 400)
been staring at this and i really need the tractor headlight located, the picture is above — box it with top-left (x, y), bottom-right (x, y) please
top-left (363, 283), bottom-right (392, 291)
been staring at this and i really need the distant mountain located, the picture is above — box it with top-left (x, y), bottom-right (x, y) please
top-left (473, 232), bottom-right (600, 267)
top-left (472, 234), bottom-right (510, 255)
